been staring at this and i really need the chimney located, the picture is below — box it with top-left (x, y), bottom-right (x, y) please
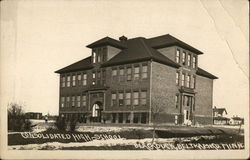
top-left (119, 35), bottom-right (128, 42)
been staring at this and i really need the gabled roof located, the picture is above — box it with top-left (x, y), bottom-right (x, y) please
top-left (147, 34), bottom-right (203, 55)
top-left (101, 37), bottom-right (180, 68)
top-left (197, 67), bottom-right (218, 79)
top-left (55, 56), bottom-right (93, 74)
top-left (213, 107), bottom-right (227, 115)
top-left (86, 37), bottom-right (126, 49)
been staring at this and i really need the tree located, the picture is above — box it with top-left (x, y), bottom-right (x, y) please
top-left (150, 95), bottom-right (165, 144)
top-left (7, 102), bottom-right (31, 131)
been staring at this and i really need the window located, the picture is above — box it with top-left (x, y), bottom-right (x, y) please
top-left (176, 72), bottom-right (179, 85)
top-left (142, 65), bottom-right (148, 79)
top-left (76, 96), bottom-right (80, 107)
top-left (175, 94), bottom-right (179, 108)
top-left (140, 91), bottom-right (147, 105)
top-left (181, 73), bottom-right (185, 86)
top-left (61, 76), bottom-right (66, 87)
top-left (187, 75), bottom-right (191, 88)
top-left (97, 71), bottom-right (101, 85)
top-left (193, 97), bottom-right (195, 111)
top-left (112, 69), bottom-right (117, 77)
top-left (125, 92), bottom-right (131, 105)
top-left (71, 96), bottom-right (75, 107)
top-left (192, 76), bottom-right (196, 88)
top-left (111, 93), bottom-right (117, 106)
top-left (187, 54), bottom-right (191, 66)
top-left (97, 53), bottom-right (101, 63)
top-left (119, 92), bottom-right (124, 106)
top-left (134, 66), bottom-right (140, 80)
top-left (77, 74), bottom-right (81, 86)
top-left (176, 49), bottom-right (180, 63)
top-left (92, 50), bottom-right (96, 63)
top-left (66, 96), bottom-right (70, 107)
top-left (83, 73), bottom-right (87, 86)
top-left (61, 97), bottom-right (65, 108)
top-left (192, 56), bottom-right (196, 68)
top-left (92, 72), bottom-right (96, 85)
top-left (182, 52), bottom-right (186, 65)
top-left (119, 68), bottom-right (125, 82)
top-left (82, 95), bottom-right (86, 107)
top-left (133, 91), bottom-right (139, 105)
top-left (72, 75), bottom-right (76, 86)
top-left (102, 48), bottom-right (107, 62)
top-left (127, 67), bottom-right (132, 81)
top-left (67, 76), bottom-right (71, 87)
top-left (183, 95), bottom-right (192, 107)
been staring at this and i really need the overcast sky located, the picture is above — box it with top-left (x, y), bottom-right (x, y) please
top-left (1, 0), bottom-right (248, 118)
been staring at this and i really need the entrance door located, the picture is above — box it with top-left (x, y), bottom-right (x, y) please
top-left (183, 110), bottom-right (189, 124)
top-left (92, 103), bottom-right (102, 122)
top-left (182, 95), bottom-right (193, 125)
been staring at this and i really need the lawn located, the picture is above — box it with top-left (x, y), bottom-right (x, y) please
top-left (8, 123), bottom-right (244, 150)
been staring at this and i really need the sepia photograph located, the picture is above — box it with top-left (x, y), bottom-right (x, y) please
top-left (0, 0), bottom-right (249, 159)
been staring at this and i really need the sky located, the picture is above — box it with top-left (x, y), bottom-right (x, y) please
top-left (1, 0), bottom-right (249, 118)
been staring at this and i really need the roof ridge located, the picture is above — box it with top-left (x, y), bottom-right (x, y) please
top-left (139, 38), bottom-right (153, 57)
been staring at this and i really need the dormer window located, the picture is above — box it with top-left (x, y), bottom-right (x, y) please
top-left (192, 56), bottom-right (197, 68)
top-left (97, 49), bottom-right (101, 62)
top-left (176, 49), bottom-right (180, 63)
top-left (182, 52), bottom-right (186, 65)
top-left (187, 54), bottom-right (191, 67)
top-left (92, 51), bottom-right (96, 63)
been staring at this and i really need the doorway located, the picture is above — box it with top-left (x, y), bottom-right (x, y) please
top-left (92, 102), bottom-right (103, 122)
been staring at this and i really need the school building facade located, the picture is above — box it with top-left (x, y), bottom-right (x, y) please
top-left (55, 34), bottom-right (218, 125)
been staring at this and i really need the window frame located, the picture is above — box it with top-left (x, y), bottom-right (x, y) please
top-left (182, 51), bottom-right (186, 65)
top-left (181, 73), bottom-right (185, 86)
top-left (140, 90), bottom-right (147, 105)
top-left (118, 92), bottom-right (124, 106)
top-left (125, 92), bottom-right (131, 105)
top-left (61, 76), bottom-right (66, 87)
top-left (192, 56), bottom-right (197, 68)
top-left (82, 95), bottom-right (87, 107)
top-left (127, 67), bottom-right (132, 81)
top-left (187, 54), bottom-right (191, 67)
top-left (67, 75), bottom-right (71, 87)
top-left (176, 72), bottom-right (180, 85)
top-left (133, 91), bottom-right (139, 106)
top-left (142, 65), bottom-right (148, 79)
top-left (83, 73), bottom-right (87, 86)
top-left (61, 97), bottom-right (65, 108)
top-left (187, 75), bottom-right (191, 88)
top-left (175, 94), bottom-right (179, 108)
top-left (111, 92), bottom-right (117, 106)
top-left (176, 49), bottom-right (180, 63)
top-left (134, 66), bottom-right (140, 80)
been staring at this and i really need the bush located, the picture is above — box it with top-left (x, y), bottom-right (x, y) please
top-left (8, 103), bottom-right (32, 131)
top-left (55, 117), bottom-right (66, 131)
top-left (69, 119), bottom-right (77, 131)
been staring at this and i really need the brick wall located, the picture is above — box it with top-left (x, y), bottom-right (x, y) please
top-left (194, 75), bottom-right (213, 124)
top-left (151, 62), bottom-right (180, 123)
top-left (104, 61), bottom-right (151, 112)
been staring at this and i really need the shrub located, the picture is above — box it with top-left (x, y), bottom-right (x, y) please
top-left (55, 117), bottom-right (66, 131)
top-left (69, 119), bottom-right (77, 131)
top-left (7, 103), bottom-right (32, 131)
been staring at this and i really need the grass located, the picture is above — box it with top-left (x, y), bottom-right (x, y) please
top-left (8, 126), bottom-right (243, 146)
